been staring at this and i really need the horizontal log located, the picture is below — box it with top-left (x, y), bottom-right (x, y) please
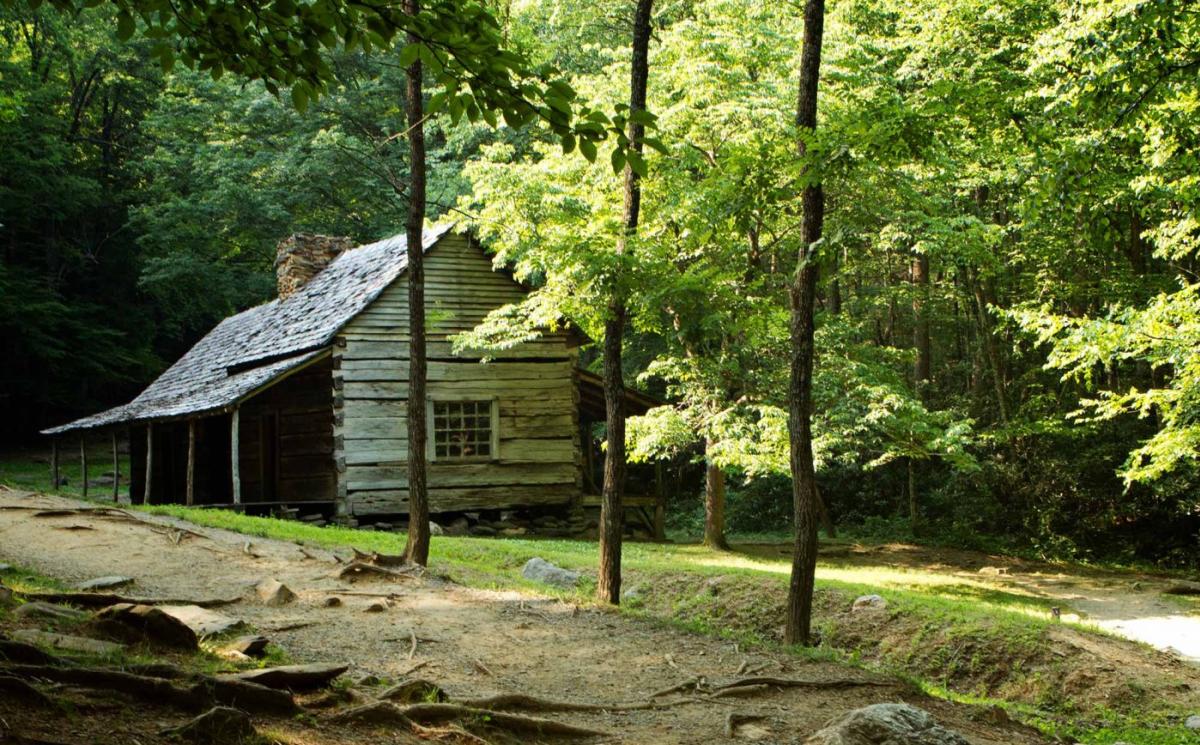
top-left (348, 483), bottom-right (577, 515)
top-left (346, 462), bottom-right (576, 491)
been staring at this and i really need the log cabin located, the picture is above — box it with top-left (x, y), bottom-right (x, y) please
top-left (42, 226), bottom-right (663, 532)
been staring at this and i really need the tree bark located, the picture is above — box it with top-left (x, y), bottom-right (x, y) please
top-left (597, 0), bottom-right (654, 605)
top-left (112, 431), bottom-right (120, 503)
top-left (403, 0), bottom-right (431, 567)
top-left (907, 457), bottom-right (918, 532)
top-left (703, 438), bottom-right (729, 550)
top-left (79, 436), bottom-right (88, 500)
top-left (785, 0), bottom-right (825, 648)
top-left (912, 252), bottom-right (931, 385)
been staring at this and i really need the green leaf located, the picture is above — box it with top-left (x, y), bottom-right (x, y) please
top-left (579, 137), bottom-right (598, 163)
top-left (290, 82), bottom-right (308, 113)
top-left (627, 151), bottom-right (648, 178)
top-left (116, 11), bottom-right (135, 41)
top-left (611, 147), bottom-right (627, 175)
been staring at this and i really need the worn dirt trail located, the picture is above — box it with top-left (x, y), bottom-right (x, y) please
top-left (0, 488), bottom-right (1047, 745)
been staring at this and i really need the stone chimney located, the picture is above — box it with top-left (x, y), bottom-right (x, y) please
top-left (274, 233), bottom-right (354, 299)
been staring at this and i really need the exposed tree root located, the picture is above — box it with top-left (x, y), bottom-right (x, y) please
top-left (1, 664), bottom-right (299, 715)
top-left (710, 684), bottom-right (769, 698)
top-left (351, 548), bottom-right (409, 567)
top-left (708, 676), bottom-right (893, 693)
top-left (459, 692), bottom-right (670, 713)
top-left (650, 675), bottom-right (703, 697)
top-left (724, 712), bottom-right (768, 737)
top-left (336, 561), bottom-right (422, 581)
top-left (17, 590), bottom-right (239, 609)
top-left (330, 701), bottom-right (610, 738)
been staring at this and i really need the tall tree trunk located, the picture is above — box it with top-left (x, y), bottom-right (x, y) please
top-left (703, 438), bottom-right (729, 550)
top-left (907, 457), bottom-right (918, 532)
top-left (785, 0), bottom-right (825, 648)
top-left (912, 252), bottom-right (931, 385)
top-left (598, 0), bottom-right (654, 605)
top-left (402, 0), bottom-right (430, 566)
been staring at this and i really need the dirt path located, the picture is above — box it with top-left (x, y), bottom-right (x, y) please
top-left (0, 489), bottom-right (1046, 745)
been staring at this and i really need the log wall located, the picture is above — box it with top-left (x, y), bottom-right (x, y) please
top-left (333, 233), bottom-right (581, 516)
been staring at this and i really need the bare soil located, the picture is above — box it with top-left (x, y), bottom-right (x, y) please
top-left (0, 488), bottom-right (1048, 744)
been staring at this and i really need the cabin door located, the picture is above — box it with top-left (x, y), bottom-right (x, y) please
top-left (259, 412), bottom-right (279, 501)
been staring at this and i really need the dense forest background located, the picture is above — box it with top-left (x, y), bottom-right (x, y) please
top-left (2, 0), bottom-right (1197, 567)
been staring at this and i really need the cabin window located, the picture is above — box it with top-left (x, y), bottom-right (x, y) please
top-left (429, 399), bottom-right (499, 461)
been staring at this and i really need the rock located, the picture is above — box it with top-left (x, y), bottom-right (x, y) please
top-left (0, 563), bottom-right (12, 572)
top-left (356, 674), bottom-right (381, 687)
top-left (90, 603), bottom-right (199, 650)
top-left (75, 575), bottom-right (135, 591)
top-left (225, 634), bottom-right (270, 658)
top-left (501, 527), bottom-right (528, 537)
top-left (379, 678), bottom-right (447, 703)
top-left (12, 629), bottom-right (125, 656)
top-left (805, 703), bottom-right (971, 745)
top-left (1185, 714), bottom-right (1200, 730)
top-left (521, 557), bottom-right (581, 589)
top-left (0, 675), bottom-right (55, 708)
top-left (300, 513), bottom-right (324, 523)
top-left (374, 522), bottom-right (392, 531)
top-left (13, 601), bottom-right (89, 623)
top-left (364, 601), bottom-right (387, 613)
top-left (161, 706), bottom-right (255, 744)
top-left (0, 583), bottom-right (11, 605)
top-left (159, 605), bottom-right (244, 636)
top-left (254, 578), bottom-right (297, 606)
top-left (323, 596), bottom-right (343, 608)
top-left (223, 663), bottom-right (349, 691)
top-left (471, 525), bottom-right (498, 536)
top-left (978, 566), bottom-right (1009, 576)
top-left (852, 594), bottom-right (887, 611)
top-left (311, 519), bottom-right (328, 527)
top-left (444, 517), bottom-right (471, 536)
top-left (622, 583), bottom-right (647, 604)
top-left (429, 521), bottom-right (445, 536)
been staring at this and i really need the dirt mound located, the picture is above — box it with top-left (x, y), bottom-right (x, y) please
top-left (628, 570), bottom-right (1200, 718)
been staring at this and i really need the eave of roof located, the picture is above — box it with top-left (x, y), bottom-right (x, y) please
top-left (41, 225), bottom-right (454, 435)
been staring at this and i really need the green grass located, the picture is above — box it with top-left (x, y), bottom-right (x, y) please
top-left (0, 447), bottom-right (132, 500)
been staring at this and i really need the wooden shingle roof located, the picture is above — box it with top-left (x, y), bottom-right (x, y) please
top-left (43, 225), bottom-right (454, 434)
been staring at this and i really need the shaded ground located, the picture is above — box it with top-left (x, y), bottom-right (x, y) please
top-left (0, 488), bottom-right (1046, 745)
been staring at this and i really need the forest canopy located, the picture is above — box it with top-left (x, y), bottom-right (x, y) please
top-left (1, 0), bottom-right (1197, 567)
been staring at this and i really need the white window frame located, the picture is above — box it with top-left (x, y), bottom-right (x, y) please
top-left (426, 396), bottom-right (500, 463)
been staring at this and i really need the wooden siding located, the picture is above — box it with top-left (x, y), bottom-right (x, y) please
top-left (239, 356), bottom-right (336, 503)
top-left (333, 233), bottom-right (581, 516)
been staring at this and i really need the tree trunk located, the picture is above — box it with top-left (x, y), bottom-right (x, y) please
top-left (785, 0), bottom-right (825, 648)
top-left (597, 0), bottom-right (654, 605)
top-left (703, 438), bottom-right (729, 550)
top-left (403, 0), bottom-right (431, 567)
top-left (912, 252), bottom-right (931, 385)
top-left (907, 457), bottom-right (918, 533)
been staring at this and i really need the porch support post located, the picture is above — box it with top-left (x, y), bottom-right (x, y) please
top-left (51, 439), bottom-right (59, 492)
top-left (112, 430), bottom-right (120, 503)
top-left (186, 419), bottom-right (197, 507)
top-left (80, 435), bottom-right (88, 500)
top-left (230, 407), bottom-right (241, 505)
top-left (143, 423), bottom-right (154, 505)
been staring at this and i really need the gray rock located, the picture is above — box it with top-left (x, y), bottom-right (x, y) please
top-left (300, 513), bottom-right (324, 522)
top-left (254, 578), bottom-right (297, 606)
top-left (364, 601), bottom-right (387, 613)
top-left (852, 594), bottom-right (887, 611)
top-left (0, 563), bottom-right (11, 572)
top-left (374, 522), bottom-right (392, 531)
top-left (323, 596), bottom-right (343, 607)
top-left (429, 521), bottom-right (445, 536)
top-left (444, 517), bottom-right (471, 536)
top-left (12, 629), bottom-right (124, 656)
top-left (471, 525), bottom-right (498, 536)
top-left (14, 601), bottom-right (89, 623)
top-left (521, 557), bottom-right (581, 589)
top-left (1185, 714), bottom-right (1200, 730)
top-left (90, 603), bottom-right (199, 650)
top-left (160, 605), bottom-right (244, 636)
top-left (622, 583), bottom-right (647, 604)
top-left (226, 634), bottom-right (270, 658)
top-left (76, 575), bottom-right (134, 591)
top-left (805, 703), bottom-right (971, 745)
top-left (161, 706), bottom-right (255, 744)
